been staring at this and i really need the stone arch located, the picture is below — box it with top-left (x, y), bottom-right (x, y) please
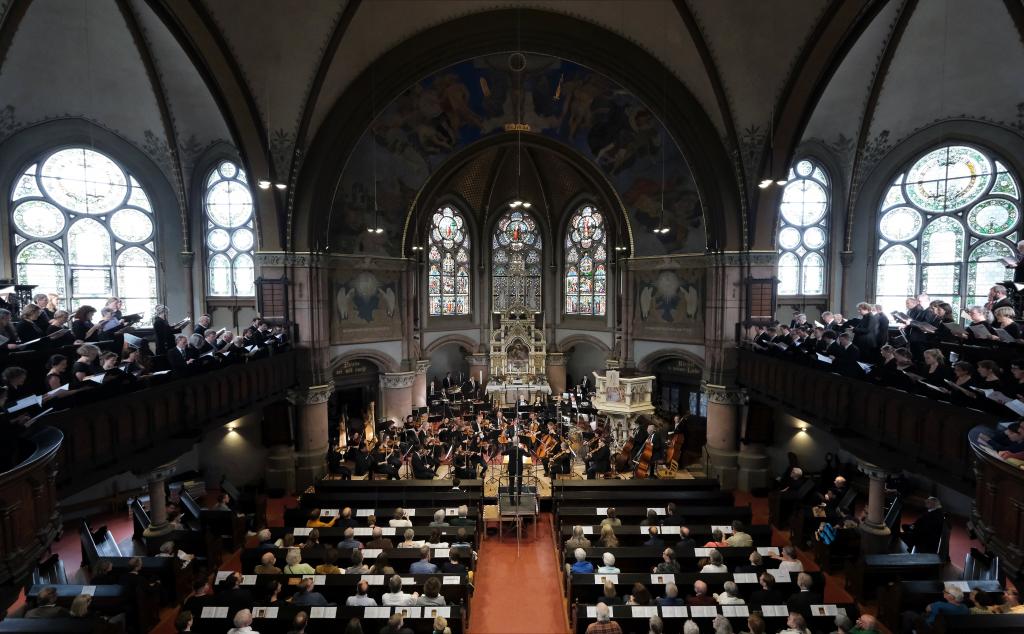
top-left (557, 333), bottom-right (613, 354)
top-left (637, 349), bottom-right (705, 374)
top-left (421, 334), bottom-right (479, 357)
top-left (329, 349), bottom-right (399, 375)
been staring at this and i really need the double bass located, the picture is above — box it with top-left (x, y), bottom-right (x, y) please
top-left (633, 435), bottom-right (655, 479)
top-left (614, 436), bottom-right (635, 473)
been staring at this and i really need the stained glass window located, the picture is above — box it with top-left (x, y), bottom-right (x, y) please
top-left (204, 160), bottom-right (255, 296)
top-left (777, 159), bottom-right (829, 295)
top-left (492, 208), bottom-right (542, 312)
top-left (565, 204), bottom-right (607, 316)
top-left (10, 147), bottom-right (158, 318)
top-left (427, 205), bottom-right (471, 315)
top-left (875, 144), bottom-right (1021, 314)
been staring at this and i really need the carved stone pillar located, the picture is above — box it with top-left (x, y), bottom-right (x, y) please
top-left (288, 383), bottom-right (333, 489)
top-left (466, 354), bottom-right (489, 387)
top-left (142, 460), bottom-right (178, 537)
top-left (546, 352), bottom-right (566, 394)
top-left (412, 361), bottom-right (430, 410)
top-left (179, 251), bottom-right (195, 318)
top-left (858, 461), bottom-right (892, 554)
top-left (703, 382), bottom-right (745, 490)
top-left (380, 372), bottom-right (416, 422)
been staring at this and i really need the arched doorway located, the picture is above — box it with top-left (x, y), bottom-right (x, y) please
top-left (559, 335), bottom-right (611, 389)
top-left (328, 352), bottom-right (394, 447)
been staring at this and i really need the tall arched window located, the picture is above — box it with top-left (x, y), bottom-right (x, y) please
top-left (565, 204), bottom-right (607, 316)
top-left (875, 144), bottom-right (1020, 314)
top-left (10, 147), bottom-right (158, 317)
top-left (204, 160), bottom-right (255, 296)
top-left (777, 159), bottom-right (830, 296)
top-left (492, 208), bottom-right (542, 312)
top-left (427, 204), bottom-right (471, 315)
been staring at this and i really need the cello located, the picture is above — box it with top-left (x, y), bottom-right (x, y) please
top-left (613, 436), bottom-right (635, 473)
top-left (633, 435), bottom-right (655, 479)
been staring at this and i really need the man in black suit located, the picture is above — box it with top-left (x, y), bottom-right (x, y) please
top-left (988, 284), bottom-right (1014, 311)
top-left (442, 372), bottom-right (453, 391)
top-left (872, 304), bottom-right (890, 348)
top-left (585, 438), bottom-right (611, 479)
top-left (411, 447), bottom-right (436, 479)
top-left (833, 332), bottom-right (861, 376)
top-left (786, 573), bottom-right (823, 622)
top-left (672, 527), bottom-right (695, 559)
top-left (505, 437), bottom-right (526, 503)
top-left (166, 334), bottom-right (191, 374)
top-left (902, 496), bottom-right (946, 553)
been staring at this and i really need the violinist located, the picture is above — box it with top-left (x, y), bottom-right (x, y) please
top-left (411, 446), bottom-right (437, 479)
top-left (586, 435), bottom-right (611, 480)
top-left (549, 441), bottom-right (573, 478)
top-left (352, 442), bottom-right (372, 477)
top-left (372, 439), bottom-right (400, 480)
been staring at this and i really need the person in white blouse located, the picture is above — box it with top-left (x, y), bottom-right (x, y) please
top-left (226, 609), bottom-right (259, 634)
top-left (597, 552), bottom-right (620, 574)
top-left (381, 574), bottom-right (419, 606)
top-left (699, 549), bottom-right (728, 574)
top-left (389, 508), bottom-right (413, 528)
top-left (713, 581), bottom-right (745, 605)
top-left (774, 546), bottom-right (804, 573)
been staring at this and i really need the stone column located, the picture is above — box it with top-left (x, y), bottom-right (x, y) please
top-left (179, 251), bottom-right (195, 318)
top-left (142, 460), bottom-right (178, 537)
top-left (858, 461), bottom-right (892, 554)
top-left (737, 402), bottom-right (770, 491)
top-left (412, 361), bottom-right (430, 410)
top-left (703, 382), bottom-right (745, 489)
top-left (289, 383), bottom-right (333, 490)
top-left (380, 372), bottom-right (416, 422)
top-left (546, 352), bottom-right (566, 394)
top-left (467, 353), bottom-right (489, 387)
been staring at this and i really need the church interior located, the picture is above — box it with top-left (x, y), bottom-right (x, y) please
top-left (3, 1), bottom-right (1024, 633)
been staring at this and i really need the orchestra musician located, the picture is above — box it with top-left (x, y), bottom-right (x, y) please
top-left (411, 446), bottom-right (437, 479)
top-left (586, 436), bottom-right (611, 479)
top-left (372, 439), bottom-right (401, 480)
top-left (505, 435), bottom-right (526, 503)
top-left (463, 375), bottom-right (479, 399)
top-left (548, 441), bottom-right (573, 479)
top-left (442, 372), bottom-right (454, 391)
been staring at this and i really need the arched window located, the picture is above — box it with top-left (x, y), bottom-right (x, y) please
top-left (427, 204), bottom-right (471, 315)
top-left (492, 208), bottom-right (542, 312)
top-left (10, 147), bottom-right (158, 317)
top-left (875, 144), bottom-right (1020, 313)
top-left (777, 159), bottom-right (830, 295)
top-left (204, 160), bottom-right (255, 296)
top-left (565, 204), bottom-right (607, 316)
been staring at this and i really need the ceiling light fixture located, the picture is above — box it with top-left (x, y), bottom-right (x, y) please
top-left (758, 179), bottom-right (773, 189)
top-left (275, 182), bottom-right (287, 190)
top-left (258, 180), bottom-right (272, 190)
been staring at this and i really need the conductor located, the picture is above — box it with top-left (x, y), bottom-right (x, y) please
top-left (506, 435), bottom-right (526, 504)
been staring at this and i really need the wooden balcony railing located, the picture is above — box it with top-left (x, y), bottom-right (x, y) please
top-left (43, 349), bottom-right (304, 496)
top-left (970, 427), bottom-right (1024, 579)
top-left (0, 426), bottom-right (62, 592)
top-left (736, 348), bottom-right (995, 491)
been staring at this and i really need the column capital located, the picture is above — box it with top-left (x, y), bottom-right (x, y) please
top-left (288, 383), bottom-right (334, 406)
top-left (136, 460), bottom-right (178, 483)
top-left (546, 352), bottom-right (567, 366)
top-left (702, 382), bottom-right (747, 406)
top-left (466, 353), bottom-right (489, 366)
top-left (857, 460), bottom-right (891, 481)
top-left (381, 371), bottom-right (416, 389)
top-left (415, 360), bottom-right (431, 375)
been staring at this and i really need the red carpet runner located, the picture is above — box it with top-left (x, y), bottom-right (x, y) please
top-left (468, 512), bottom-right (570, 633)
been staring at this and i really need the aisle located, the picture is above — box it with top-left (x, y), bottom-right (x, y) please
top-left (468, 512), bottom-right (570, 634)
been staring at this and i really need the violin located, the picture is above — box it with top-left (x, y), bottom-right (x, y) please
top-left (587, 440), bottom-right (605, 459)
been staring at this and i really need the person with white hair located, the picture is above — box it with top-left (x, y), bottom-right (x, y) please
top-left (254, 551), bottom-right (281, 574)
top-left (714, 581), bottom-right (745, 605)
top-left (389, 507), bottom-right (412, 528)
top-left (648, 615), bottom-right (664, 634)
top-left (381, 574), bottom-right (419, 606)
top-left (656, 582), bottom-right (682, 607)
top-left (451, 504), bottom-right (474, 526)
top-left (597, 552), bottom-right (620, 574)
top-left (777, 612), bottom-right (810, 634)
top-left (700, 549), bottom-right (727, 573)
top-left (682, 620), bottom-right (700, 634)
top-left (227, 609), bottom-right (259, 634)
top-left (585, 601), bottom-right (622, 634)
top-left (775, 545), bottom-right (804, 573)
top-left (898, 583), bottom-right (968, 631)
top-left (256, 529), bottom-right (275, 550)
top-left (430, 509), bottom-right (449, 527)
top-left (571, 548), bottom-right (594, 574)
top-left (282, 548), bottom-right (315, 574)
top-left (712, 615), bottom-right (735, 634)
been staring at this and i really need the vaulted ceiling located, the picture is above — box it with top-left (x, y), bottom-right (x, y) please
top-left (0, 0), bottom-right (1021, 253)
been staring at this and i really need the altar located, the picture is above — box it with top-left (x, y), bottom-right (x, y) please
top-left (485, 382), bottom-right (553, 405)
top-left (487, 310), bottom-right (549, 383)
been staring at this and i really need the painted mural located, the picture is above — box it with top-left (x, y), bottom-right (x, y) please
top-left (332, 269), bottom-right (402, 344)
top-left (329, 53), bottom-right (704, 256)
top-left (633, 266), bottom-right (704, 343)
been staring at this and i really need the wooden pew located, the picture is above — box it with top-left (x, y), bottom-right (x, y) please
top-left (299, 491), bottom-right (481, 510)
top-left (191, 604), bottom-right (465, 634)
top-left (845, 553), bottom-right (944, 600)
top-left (266, 526), bottom-right (478, 549)
top-left (129, 498), bottom-right (201, 556)
top-left (179, 490), bottom-right (247, 552)
top-left (572, 602), bottom-right (856, 634)
top-left (572, 547), bottom-right (776, 573)
top-left (558, 524), bottom-right (772, 548)
top-left (553, 479), bottom-right (720, 494)
top-left (315, 478), bottom-right (483, 493)
top-left (551, 490), bottom-right (733, 507)
top-left (209, 571), bottom-right (470, 605)
top-left (567, 571), bottom-right (826, 608)
top-left (876, 580), bottom-right (1003, 631)
top-left (933, 613), bottom-right (1024, 633)
top-left (23, 583), bottom-right (157, 633)
top-left (283, 505), bottom-right (479, 528)
top-left (0, 620), bottom-right (99, 634)
top-left (557, 505), bottom-right (751, 527)
top-left (240, 547), bottom-right (475, 576)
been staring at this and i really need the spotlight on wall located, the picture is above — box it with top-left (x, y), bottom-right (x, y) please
top-left (614, 245), bottom-right (628, 252)
top-left (758, 179), bottom-right (773, 189)
top-left (274, 182), bottom-right (288, 190)
top-left (799, 425), bottom-right (808, 433)
top-left (776, 179), bottom-right (788, 186)
top-left (257, 180), bottom-right (272, 190)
